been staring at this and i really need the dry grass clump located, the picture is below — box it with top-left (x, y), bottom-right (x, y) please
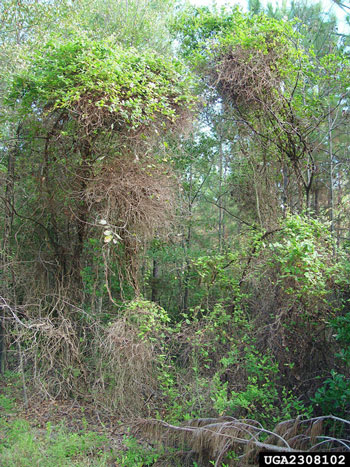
top-left (92, 312), bottom-right (162, 416)
top-left (4, 295), bottom-right (89, 400)
top-left (5, 295), bottom-right (168, 416)
top-left (138, 416), bottom-right (350, 466)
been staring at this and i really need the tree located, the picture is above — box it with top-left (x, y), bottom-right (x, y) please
top-left (7, 35), bottom-right (194, 292)
top-left (175, 6), bottom-right (350, 224)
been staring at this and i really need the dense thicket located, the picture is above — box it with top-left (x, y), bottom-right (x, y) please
top-left (1, 0), bottom-right (350, 465)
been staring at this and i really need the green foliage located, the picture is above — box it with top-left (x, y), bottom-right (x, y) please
top-left (70, 0), bottom-right (176, 52)
top-left (10, 35), bottom-right (195, 131)
top-left (156, 298), bottom-right (312, 427)
top-left (174, 6), bottom-right (302, 67)
top-left (0, 395), bottom-right (15, 412)
top-left (2, 0), bottom-right (350, 444)
top-left (116, 435), bottom-right (162, 467)
top-left (175, 4), bottom-right (349, 99)
top-left (80, 238), bottom-right (105, 297)
top-left (80, 237), bottom-right (135, 315)
top-left (211, 344), bottom-right (312, 426)
top-left (210, 8), bottom-right (348, 116)
top-left (239, 214), bottom-right (350, 403)
top-left (0, 419), bottom-right (110, 466)
top-left (312, 371), bottom-right (350, 418)
top-left (0, 1), bottom-right (73, 46)
top-left (331, 312), bottom-right (350, 364)
top-left (122, 298), bottom-right (171, 339)
top-left (267, 214), bottom-right (337, 302)
top-left (215, 11), bottom-right (302, 66)
top-left (310, 310), bottom-right (350, 418)
top-left (194, 252), bottom-right (239, 289)
top-left (171, 5), bottom-right (239, 59)
top-left (0, 372), bottom-right (22, 412)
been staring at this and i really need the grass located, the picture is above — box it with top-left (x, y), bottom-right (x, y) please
top-left (0, 370), bottom-right (188, 466)
top-left (0, 373), bottom-right (111, 467)
top-left (0, 415), bottom-right (164, 467)
top-left (115, 434), bottom-right (168, 467)
top-left (0, 414), bottom-right (112, 466)
top-left (0, 371), bottom-right (163, 467)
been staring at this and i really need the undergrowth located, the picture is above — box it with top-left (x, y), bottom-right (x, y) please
top-left (0, 415), bottom-right (111, 467)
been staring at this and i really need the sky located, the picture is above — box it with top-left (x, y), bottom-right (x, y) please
top-left (189, 0), bottom-right (349, 33)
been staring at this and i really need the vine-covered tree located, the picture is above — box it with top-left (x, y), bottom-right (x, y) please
top-left (1, 3), bottom-right (350, 463)
top-left (8, 35), bottom-right (195, 292)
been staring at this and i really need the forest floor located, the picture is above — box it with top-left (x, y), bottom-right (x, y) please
top-left (0, 372), bottom-right (157, 466)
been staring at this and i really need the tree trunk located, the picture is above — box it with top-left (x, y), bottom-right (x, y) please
top-left (183, 166), bottom-right (193, 313)
top-left (72, 139), bottom-right (93, 284)
top-left (0, 125), bottom-right (20, 374)
top-left (218, 142), bottom-right (224, 251)
top-left (151, 258), bottom-right (159, 303)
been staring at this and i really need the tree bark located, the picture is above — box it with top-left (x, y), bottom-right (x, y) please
top-left (151, 258), bottom-right (159, 303)
top-left (183, 165), bottom-right (193, 313)
top-left (0, 124), bottom-right (21, 374)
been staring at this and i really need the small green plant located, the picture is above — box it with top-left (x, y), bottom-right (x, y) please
top-left (116, 435), bottom-right (161, 467)
top-left (267, 213), bottom-right (337, 306)
top-left (211, 344), bottom-right (311, 427)
top-left (0, 418), bottom-right (110, 466)
top-left (0, 394), bottom-right (16, 412)
top-left (312, 371), bottom-right (350, 418)
top-left (123, 298), bottom-right (171, 339)
top-left (330, 312), bottom-right (350, 365)
top-left (212, 346), bottom-right (279, 421)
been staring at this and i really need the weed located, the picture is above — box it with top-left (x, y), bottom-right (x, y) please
top-left (116, 435), bottom-right (161, 467)
top-left (0, 418), bottom-right (111, 467)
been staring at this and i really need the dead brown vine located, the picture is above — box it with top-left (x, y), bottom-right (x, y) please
top-left (137, 416), bottom-right (350, 466)
top-left (2, 295), bottom-right (168, 417)
top-left (212, 45), bottom-right (284, 110)
top-left (86, 154), bottom-right (176, 290)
